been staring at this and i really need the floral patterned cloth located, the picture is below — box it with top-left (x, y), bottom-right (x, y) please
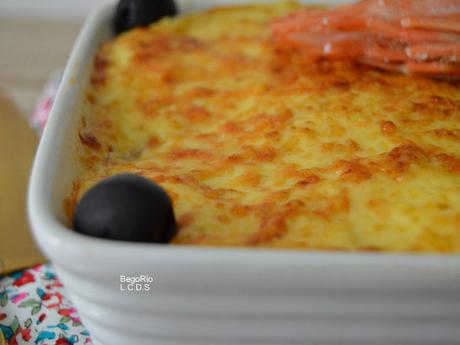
top-left (0, 264), bottom-right (92, 345)
top-left (1, 72), bottom-right (92, 344)
top-left (30, 70), bottom-right (62, 134)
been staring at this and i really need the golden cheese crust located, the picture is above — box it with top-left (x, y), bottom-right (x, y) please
top-left (70, 2), bottom-right (460, 252)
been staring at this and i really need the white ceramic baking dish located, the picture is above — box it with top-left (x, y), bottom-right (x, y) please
top-left (28, 1), bottom-right (460, 345)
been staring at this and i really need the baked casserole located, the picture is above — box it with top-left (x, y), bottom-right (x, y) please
top-left (67, 2), bottom-right (460, 252)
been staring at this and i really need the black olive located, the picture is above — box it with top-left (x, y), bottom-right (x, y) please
top-left (73, 173), bottom-right (177, 243)
top-left (114, 0), bottom-right (178, 34)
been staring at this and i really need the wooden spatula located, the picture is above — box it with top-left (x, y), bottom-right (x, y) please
top-left (0, 92), bottom-right (46, 274)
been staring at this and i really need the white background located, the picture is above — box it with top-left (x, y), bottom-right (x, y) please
top-left (0, 0), bottom-right (347, 20)
top-left (0, 0), bottom-right (114, 20)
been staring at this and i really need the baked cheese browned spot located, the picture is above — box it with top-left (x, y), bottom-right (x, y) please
top-left (69, 2), bottom-right (460, 252)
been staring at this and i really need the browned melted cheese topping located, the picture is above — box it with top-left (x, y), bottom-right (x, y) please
top-left (69, 2), bottom-right (460, 252)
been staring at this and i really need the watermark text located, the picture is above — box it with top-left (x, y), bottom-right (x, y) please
top-left (119, 274), bottom-right (154, 292)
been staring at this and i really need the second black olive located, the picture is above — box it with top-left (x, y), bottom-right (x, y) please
top-left (114, 0), bottom-right (178, 34)
top-left (73, 173), bottom-right (177, 243)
